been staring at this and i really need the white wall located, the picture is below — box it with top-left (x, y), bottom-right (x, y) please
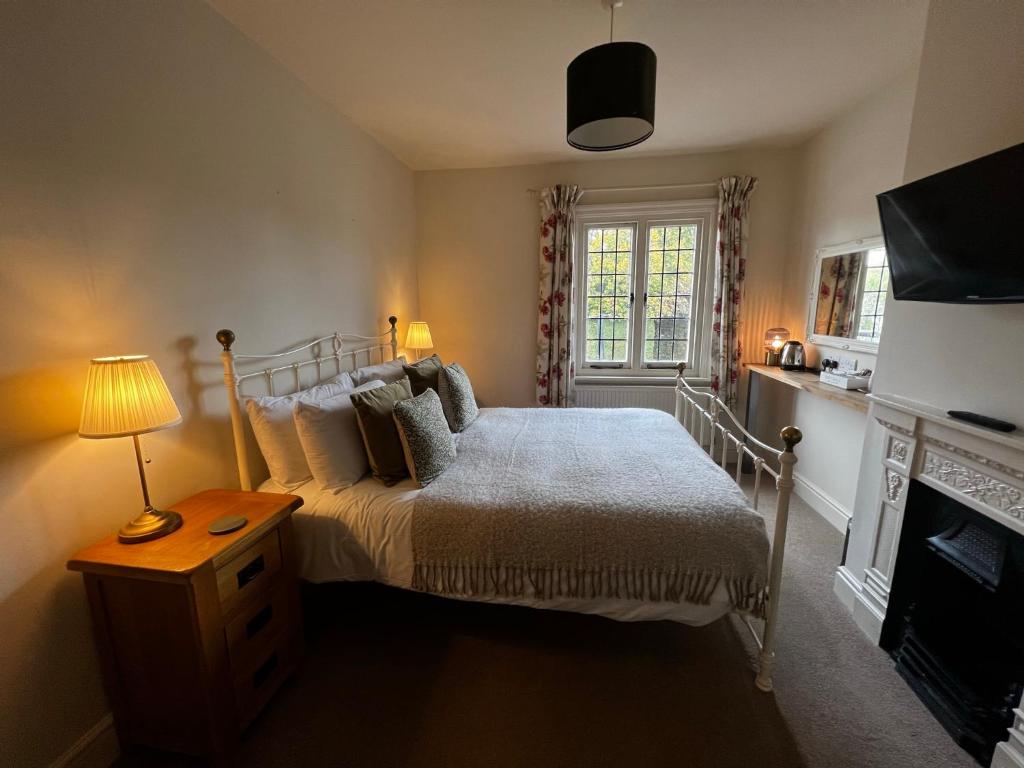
top-left (760, 68), bottom-right (920, 525)
top-left (0, 2), bottom-right (417, 765)
top-left (416, 149), bottom-right (799, 414)
top-left (872, 0), bottom-right (1024, 422)
top-left (843, 0), bottom-right (1024, 621)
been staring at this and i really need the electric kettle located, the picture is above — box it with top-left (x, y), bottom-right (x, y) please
top-left (779, 341), bottom-right (805, 371)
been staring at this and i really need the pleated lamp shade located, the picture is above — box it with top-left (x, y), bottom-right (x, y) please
top-left (405, 322), bottom-right (434, 351)
top-left (79, 356), bottom-right (182, 439)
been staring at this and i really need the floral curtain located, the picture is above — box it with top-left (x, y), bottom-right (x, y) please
top-left (710, 176), bottom-right (758, 410)
top-left (536, 185), bottom-right (583, 406)
top-left (814, 253), bottom-right (863, 337)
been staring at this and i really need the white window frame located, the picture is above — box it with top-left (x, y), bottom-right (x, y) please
top-left (574, 199), bottom-right (718, 382)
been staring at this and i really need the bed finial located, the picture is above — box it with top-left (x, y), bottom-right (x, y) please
top-left (780, 426), bottom-right (802, 452)
top-left (216, 329), bottom-right (235, 352)
top-left (387, 316), bottom-right (398, 360)
top-left (676, 361), bottom-right (686, 375)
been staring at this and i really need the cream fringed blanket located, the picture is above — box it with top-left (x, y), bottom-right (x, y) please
top-left (411, 408), bottom-right (770, 617)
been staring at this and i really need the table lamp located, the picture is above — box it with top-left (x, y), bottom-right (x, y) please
top-left (79, 355), bottom-right (184, 543)
top-left (404, 321), bottom-right (434, 362)
top-left (763, 328), bottom-right (790, 366)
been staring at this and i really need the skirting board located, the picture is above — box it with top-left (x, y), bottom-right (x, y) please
top-left (51, 713), bottom-right (118, 768)
top-left (992, 732), bottom-right (1024, 768)
top-left (833, 565), bottom-right (884, 644)
top-left (793, 472), bottom-right (851, 533)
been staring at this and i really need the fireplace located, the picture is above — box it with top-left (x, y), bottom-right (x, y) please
top-left (881, 480), bottom-right (1024, 764)
top-left (831, 393), bottom-right (1024, 768)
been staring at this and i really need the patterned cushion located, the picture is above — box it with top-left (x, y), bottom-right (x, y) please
top-left (403, 354), bottom-right (443, 396)
top-left (437, 363), bottom-right (479, 433)
top-left (393, 389), bottom-right (456, 487)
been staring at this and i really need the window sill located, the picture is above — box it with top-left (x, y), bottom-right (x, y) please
top-left (576, 374), bottom-right (708, 387)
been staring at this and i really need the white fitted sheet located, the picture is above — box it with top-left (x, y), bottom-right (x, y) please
top-left (260, 475), bottom-right (736, 627)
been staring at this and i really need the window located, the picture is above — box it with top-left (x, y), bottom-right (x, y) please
top-left (856, 247), bottom-right (888, 342)
top-left (575, 201), bottom-right (717, 378)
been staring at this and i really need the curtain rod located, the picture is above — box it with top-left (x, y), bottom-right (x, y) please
top-left (527, 181), bottom-right (718, 195)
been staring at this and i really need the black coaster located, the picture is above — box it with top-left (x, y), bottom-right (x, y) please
top-left (208, 515), bottom-right (248, 535)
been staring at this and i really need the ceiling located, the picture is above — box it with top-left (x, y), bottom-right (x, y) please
top-left (208, 0), bottom-right (929, 171)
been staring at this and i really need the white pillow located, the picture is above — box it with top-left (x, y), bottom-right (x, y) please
top-left (244, 374), bottom-right (354, 489)
top-left (293, 380), bottom-right (385, 492)
top-left (349, 357), bottom-right (407, 386)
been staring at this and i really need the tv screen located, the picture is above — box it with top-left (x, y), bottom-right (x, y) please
top-left (876, 142), bottom-right (1024, 303)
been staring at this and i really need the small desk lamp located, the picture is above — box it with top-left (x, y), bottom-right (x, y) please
top-left (404, 322), bottom-right (434, 362)
top-left (79, 355), bottom-right (183, 543)
top-left (763, 328), bottom-right (790, 366)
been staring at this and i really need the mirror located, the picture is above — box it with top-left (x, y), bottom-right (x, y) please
top-left (807, 236), bottom-right (888, 352)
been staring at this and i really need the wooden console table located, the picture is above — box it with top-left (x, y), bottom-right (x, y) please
top-left (746, 363), bottom-right (870, 416)
top-left (741, 364), bottom-right (868, 472)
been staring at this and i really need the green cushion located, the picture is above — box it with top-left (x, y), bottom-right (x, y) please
top-left (350, 377), bottom-right (413, 486)
top-left (403, 354), bottom-right (443, 396)
top-left (437, 363), bottom-right (479, 433)
top-left (393, 389), bottom-right (456, 486)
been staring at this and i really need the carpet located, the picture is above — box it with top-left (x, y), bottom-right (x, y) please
top-left (119, 479), bottom-right (978, 768)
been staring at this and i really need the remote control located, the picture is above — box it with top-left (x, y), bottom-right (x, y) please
top-left (947, 410), bottom-right (1017, 433)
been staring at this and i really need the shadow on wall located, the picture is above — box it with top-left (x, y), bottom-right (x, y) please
top-left (174, 332), bottom-right (270, 488)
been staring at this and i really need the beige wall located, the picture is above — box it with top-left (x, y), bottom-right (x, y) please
top-left (761, 68), bottom-right (920, 522)
top-left (0, 2), bottom-right (417, 765)
top-left (845, 0), bottom-right (1024, 604)
top-left (872, 0), bottom-right (1024, 421)
top-left (416, 149), bottom-right (799, 411)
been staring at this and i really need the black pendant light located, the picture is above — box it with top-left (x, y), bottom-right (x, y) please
top-left (567, 0), bottom-right (656, 151)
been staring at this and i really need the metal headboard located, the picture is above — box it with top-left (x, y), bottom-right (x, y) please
top-left (216, 316), bottom-right (399, 491)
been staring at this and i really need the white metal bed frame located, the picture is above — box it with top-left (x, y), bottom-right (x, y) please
top-left (216, 316), bottom-right (399, 492)
top-left (675, 362), bottom-right (801, 691)
top-left (215, 320), bottom-right (800, 692)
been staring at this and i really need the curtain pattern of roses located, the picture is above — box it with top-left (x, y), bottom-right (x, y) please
top-left (710, 176), bottom-right (758, 410)
top-left (814, 253), bottom-right (863, 337)
top-left (536, 185), bottom-right (583, 406)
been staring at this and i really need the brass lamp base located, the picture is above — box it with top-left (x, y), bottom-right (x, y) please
top-left (118, 507), bottom-right (183, 544)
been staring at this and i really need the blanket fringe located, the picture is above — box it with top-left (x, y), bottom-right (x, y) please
top-left (411, 563), bottom-right (767, 618)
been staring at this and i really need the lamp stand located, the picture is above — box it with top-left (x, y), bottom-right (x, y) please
top-left (118, 434), bottom-right (183, 544)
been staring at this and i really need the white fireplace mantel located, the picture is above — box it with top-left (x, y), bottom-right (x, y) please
top-left (832, 392), bottom-right (1024, 768)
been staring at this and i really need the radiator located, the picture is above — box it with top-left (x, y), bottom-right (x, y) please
top-left (575, 385), bottom-right (676, 413)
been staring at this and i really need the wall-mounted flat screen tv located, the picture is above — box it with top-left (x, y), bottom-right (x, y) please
top-left (876, 142), bottom-right (1024, 303)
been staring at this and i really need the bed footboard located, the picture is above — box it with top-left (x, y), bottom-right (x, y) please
top-left (674, 363), bottom-right (801, 693)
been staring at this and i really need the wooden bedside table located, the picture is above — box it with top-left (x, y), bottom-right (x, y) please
top-left (68, 489), bottom-right (304, 763)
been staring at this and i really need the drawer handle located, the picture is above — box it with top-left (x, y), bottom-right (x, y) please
top-left (253, 651), bottom-right (279, 689)
top-left (236, 554), bottom-right (265, 590)
top-left (246, 604), bottom-right (274, 639)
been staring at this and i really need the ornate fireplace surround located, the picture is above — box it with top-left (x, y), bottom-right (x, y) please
top-left (833, 393), bottom-right (1024, 768)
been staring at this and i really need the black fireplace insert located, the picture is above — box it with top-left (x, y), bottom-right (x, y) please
top-left (881, 479), bottom-right (1024, 765)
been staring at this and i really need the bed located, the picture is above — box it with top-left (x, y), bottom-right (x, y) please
top-left (215, 318), bottom-right (800, 691)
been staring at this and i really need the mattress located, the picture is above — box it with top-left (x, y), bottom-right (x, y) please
top-left (259, 474), bottom-right (738, 628)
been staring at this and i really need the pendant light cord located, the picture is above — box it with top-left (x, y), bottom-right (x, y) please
top-left (610, 3), bottom-right (615, 42)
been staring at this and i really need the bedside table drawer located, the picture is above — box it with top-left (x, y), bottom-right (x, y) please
top-left (234, 627), bottom-right (298, 727)
top-left (216, 529), bottom-right (282, 615)
top-left (224, 581), bottom-right (291, 671)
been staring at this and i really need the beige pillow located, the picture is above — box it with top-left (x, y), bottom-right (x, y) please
top-left (350, 378), bottom-right (413, 486)
top-left (294, 380), bottom-right (385, 492)
top-left (350, 357), bottom-right (407, 387)
top-left (243, 374), bottom-right (354, 488)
